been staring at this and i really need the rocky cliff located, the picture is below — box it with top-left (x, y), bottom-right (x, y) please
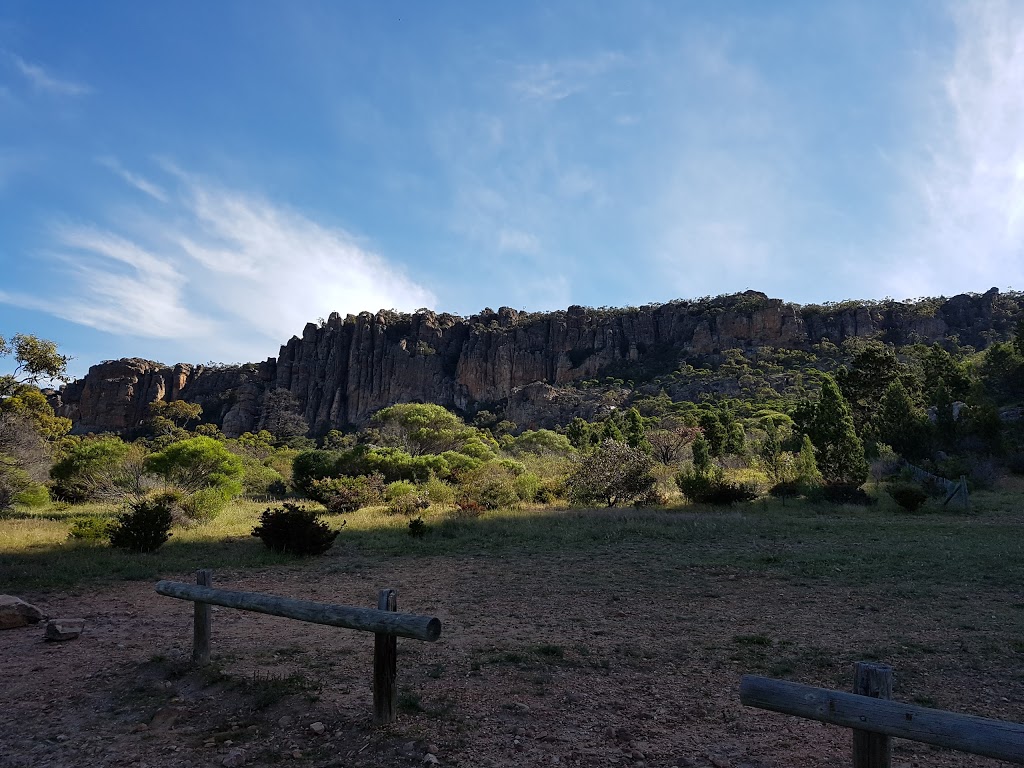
top-left (52, 289), bottom-right (1023, 436)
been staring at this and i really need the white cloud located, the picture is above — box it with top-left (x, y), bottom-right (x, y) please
top-left (513, 52), bottom-right (627, 103)
top-left (97, 156), bottom-right (168, 202)
top-left (886, 0), bottom-right (1024, 297)
top-left (9, 54), bottom-right (91, 97)
top-left (497, 227), bottom-right (540, 254)
top-left (1, 165), bottom-right (435, 362)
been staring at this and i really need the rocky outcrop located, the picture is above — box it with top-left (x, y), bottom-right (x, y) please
top-left (52, 290), bottom-right (1023, 435)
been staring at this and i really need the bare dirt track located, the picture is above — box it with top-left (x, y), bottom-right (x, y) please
top-left (3, 545), bottom-right (1023, 768)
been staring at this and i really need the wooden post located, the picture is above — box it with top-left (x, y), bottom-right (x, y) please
top-left (853, 663), bottom-right (893, 768)
top-left (193, 569), bottom-right (213, 665)
top-left (373, 588), bottom-right (398, 725)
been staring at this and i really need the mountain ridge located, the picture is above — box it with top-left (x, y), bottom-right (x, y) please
top-left (50, 288), bottom-right (1023, 436)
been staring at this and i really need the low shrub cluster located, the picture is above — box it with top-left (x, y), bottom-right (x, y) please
top-left (108, 498), bottom-right (174, 553)
top-left (676, 467), bottom-right (757, 505)
top-left (251, 502), bottom-right (342, 556)
top-left (888, 482), bottom-right (929, 512)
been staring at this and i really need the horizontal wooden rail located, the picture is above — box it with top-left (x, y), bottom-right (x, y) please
top-left (155, 581), bottom-right (442, 642)
top-left (741, 675), bottom-right (1024, 764)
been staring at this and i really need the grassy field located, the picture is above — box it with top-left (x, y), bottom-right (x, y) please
top-left (2, 486), bottom-right (1023, 592)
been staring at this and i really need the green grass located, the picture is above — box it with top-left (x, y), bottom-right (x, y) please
top-left (2, 489), bottom-right (1023, 591)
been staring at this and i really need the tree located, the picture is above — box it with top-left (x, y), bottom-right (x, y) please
top-left (505, 429), bottom-right (574, 457)
top-left (800, 375), bottom-right (868, 485)
top-left (372, 403), bottom-right (473, 456)
top-left (794, 434), bottom-right (822, 487)
top-left (147, 399), bottom-right (203, 437)
top-left (146, 436), bottom-right (244, 493)
top-left (259, 389), bottom-right (309, 442)
top-left (698, 412), bottom-right (727, 457)
top-left (646, 416), bottom-right (700, 465)
top-left (691, 433), bottom-right (711, 474)
top-left (836, 341), bottom-right (916, 435)
top-left (871, 381), bottom-right (930, 460)
top-left (564, 439), bottom-right (656, 507)
top-left (0, 333), bottom-right (70, 395)
top-left (623, 407), bottom-right (651, 452)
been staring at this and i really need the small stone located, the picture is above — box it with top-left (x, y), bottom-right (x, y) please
top-left (515, 728), bottom-right (526, 737)
top-left (402, 741), bottom-right (417, 754)
top-left (278, 715), bottom-right (294, 728)
top-left (631, 750), bottom-right (646, 760)
top-left (0, 595), bottom-right (44, 629)
top-left (44, 618), bottom-right (85, 641)
top-left (55, 735), bottom-right (68, 742)
top-left (423, 755), bottom-right (440, 765)
top-left (291, 750), bottom-right (302, 759)
top-left (222, 749), bottom-right (246, 767)
top-left (426, 744), bottom-right (438, 755)
top-left (710, 758), bottom-right (731, 768)
top-left (131, 724), bottom-right (149, 733)
top-left (310, 722), bottom-right (326, 735)
top-left (513, 702), bottom-right (531, 714)
top-left (513, 741), bottom-right (524, 753)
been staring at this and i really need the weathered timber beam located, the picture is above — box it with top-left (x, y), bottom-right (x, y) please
top-left (155, 581), bottom-right (441, 642)
top-left (740, 675), bottom-right (1024, 764)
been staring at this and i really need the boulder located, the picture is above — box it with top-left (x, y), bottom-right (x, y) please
top-left (44, 618), bottom-right (85, 641)
top-left (0, 595), bottom-right (44, 629)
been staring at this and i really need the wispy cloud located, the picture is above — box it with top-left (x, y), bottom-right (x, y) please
top-left (9, 54), bottom-right (91, 97)
top-left (98, 156), bottom-right (168, 202)
top-left (513, 52), bottom-right (627, 102)
top-left (0, 164), bottom-right (435, 362)
top-left (886, 0), bottom-right (1024, 296)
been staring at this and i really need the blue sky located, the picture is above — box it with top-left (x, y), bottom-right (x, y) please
top-left (1, 1), bottom-right (1023, 377)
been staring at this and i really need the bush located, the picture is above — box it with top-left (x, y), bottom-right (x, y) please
top-left (241, 459), bottom-right (286, 498)
top-left (888, 482), bottom-right (928, 512)
top-left (387, 493), bottom-right (429, 517)
top-left (15, 482), bottom-right (49, 507)
top-left (457, 461), bottom-right (520, 510)
top-left (318, 473), bottom-right (386, 513)
top-left (251, 502), bottom-right (342, 556)
top-left (811, 483), bottom-right (875, 506)
top-left (290, 449), bottom-right (343, 497)
top-left (423, 475), bottom-right (456, 506)
top-left (109, 498), bottom-right (174, 553)
top-left (676, 467), bottom-right (757, 505)
top-left (385, 479), bottom-right (418, 501)
top-left (68, 516), bottom-right (111, 540)
top-left (768, 480), bottom-right (803, 503)
top-left (408, 517), bottom-right (428, 538)
top-left (50, 436), bottom-right (133, 502)
top-left (565, 439), bottom-right (656, 507)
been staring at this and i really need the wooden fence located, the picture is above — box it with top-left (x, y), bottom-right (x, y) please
top-left (155, 570), bottom-right (443, 724)
top-left (740, 662), bottom-right (1024, 766)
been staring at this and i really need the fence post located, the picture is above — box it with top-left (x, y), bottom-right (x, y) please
top-left (193, 569), bottom-right (213, 665)
top-left (853, 662), bottom-right (893, 768)
top-left (373, 588), bottom-right (398, 725)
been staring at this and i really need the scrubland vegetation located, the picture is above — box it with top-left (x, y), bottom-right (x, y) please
top-left (2, 318), bottom-right (1024, 591)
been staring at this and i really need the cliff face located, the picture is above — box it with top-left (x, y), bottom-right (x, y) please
top-left (52, 289), bottom-right (1022, 436)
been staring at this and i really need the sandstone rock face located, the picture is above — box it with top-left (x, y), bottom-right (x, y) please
top-left (53, 290), bottom-right (1022, 435)
top-left (0, 595), bottom-right (45, 629)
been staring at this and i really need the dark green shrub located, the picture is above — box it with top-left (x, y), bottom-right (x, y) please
top-left (291, 449), bottom-right (343, 497)
top-left (811, 483), bottom-right (875, 506)
top-left (267, 479), bottom-right (288, 497)
top-left (251, 502), bottom-right (342, 556)
top-left (317, 473), bottom-right (386, 513)
top-left (769, 480), bottom-right (803, 503)
top-left (676, 466), bottom-right (757, 505)
top-left (408, 517), bottom-right (427, 538)
top-left (888, 483), bottom-right (928, 512)
top-left (68, 515), bottom-right (111, 540)
top-left (50, 436), bottom-right (133, 502)
top-left (109, 498), bottom-right (174, 553)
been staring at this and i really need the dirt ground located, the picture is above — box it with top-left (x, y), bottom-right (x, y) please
top-left (3, 545), bottom-right (1023, 768)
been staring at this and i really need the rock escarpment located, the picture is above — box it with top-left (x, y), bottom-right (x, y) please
top-left (53, 289), bottom-right (1022, 436)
